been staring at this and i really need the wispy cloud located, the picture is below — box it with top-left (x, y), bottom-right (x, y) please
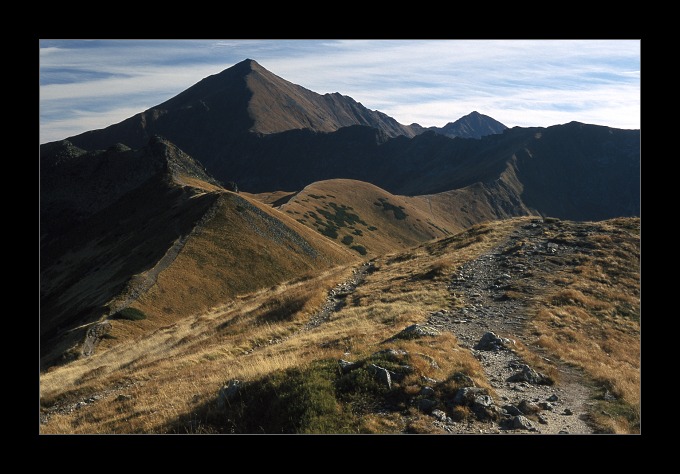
top-left (39, 40), bottom-right (640, 143)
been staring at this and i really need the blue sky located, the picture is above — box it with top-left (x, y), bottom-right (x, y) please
top-left (39, 40), bottom-right (640, 144)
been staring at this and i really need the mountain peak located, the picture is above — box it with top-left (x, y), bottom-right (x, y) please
top-left (232, 58), bottom-right (262, 71)
top-left (433, 112), bottom-right (508, 139)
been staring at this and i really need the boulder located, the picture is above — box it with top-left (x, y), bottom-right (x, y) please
top-left (217, 380), bottom-right (242, 409)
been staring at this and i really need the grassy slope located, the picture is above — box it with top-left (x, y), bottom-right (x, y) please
top-left (277, 179), bottom-right (465, 256)
top-left (40, 217), bottom-right (639, 434)
top-left (525, 217), bottom-right (640, 432)
top-left (99, 189), bottom-right (357, 350)
top-left (40, 174), bottom-right (220, 368)
top-left (41, 166), bottom-right (357, 369)
top-left (40, 220), bottom-right (506, 433)
top-left (271, 175), bottom-right (538, 258)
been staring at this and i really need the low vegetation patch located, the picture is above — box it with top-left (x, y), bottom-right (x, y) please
top-left (374, 198), bottom-right (407, 220)
top-left (351, 245), bottom-right (368, 256)
top-left (111, 307), bottom-right (147, 321)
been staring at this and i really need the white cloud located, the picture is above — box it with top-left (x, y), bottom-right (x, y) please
top-left (39, 40), bottom-right (640, 143)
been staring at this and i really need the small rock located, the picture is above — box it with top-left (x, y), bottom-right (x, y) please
top-left (502, 405), bottom-right (523, 417)
top-left (389, 365), bottom-right (411, 383)
top-left (418, 398), bottom-right (438, 413)
top-left (338, 359), bottom-right (360, 374)
top-left (518, 399), bottom-right (541, 415)
top-left (511, 415), bottom-right (534, 430)
top-left (563, 408), bottom-right (573, 416)
top-left (558, 430), bottom-right (569, 434)
top-left (422, 376), bottom-right (438, 385)
top-left (537, 414), bottom-right (549, 425)
top-left (453, 387), bottom-right (488, 406)
top-left (450, 372), bottom-right (475, 388)
top-left (507, 364), bottom-right (553, 385)
top-left (217, 379), bottom-right (242, 410)
top-left (116, 394), bottom-right (132, 402)
top-left (366, 364), bottom-right (392, 389)
top-left (538, 402), bottom-right (554, 411)
top-left (420, 386), bottom-right (436, 397)
top-left (393, 324), bottom-right (440, 339)
top-left (474, 395), bottom-right (494, 408)
top-left (603, 390), bottom-right (617, 401)
top-left (474, 331), bottom-right (510, 351)
top-left (373, 348), bottom-right (408, 361)
top-left (547, 394), bottom-right (559, 402)
top-left (431, 409), bottom-right (448, 422)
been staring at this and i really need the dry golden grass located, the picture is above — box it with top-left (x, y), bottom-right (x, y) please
top-left (40, 218), bottom-right (511, 433)
top-left (523, 218), bottom-right (640, 433)
top-left (278, 179), bottom-right (468, 256)
top-left (98, 192), bottom-right (357, 349)
top-left (40, 216), bottom-right (639, 434)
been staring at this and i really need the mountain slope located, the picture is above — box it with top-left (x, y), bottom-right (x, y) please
top-left (276, 179), bottom-right (458, 256)
top-left (54, 60), bottom-right (639, 224)
top-left (272, 177), bottom-right (536, 256)
top-left (201, 122), bottom-right (639, 221)
top-left (431, 111), bottom-right (507, 139)
top-left (63, 59), bottom-right (420, 181)
top-left (40, 137), bottom-right (356, 369)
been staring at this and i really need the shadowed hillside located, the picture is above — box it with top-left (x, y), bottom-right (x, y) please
top-left (55, 60), bottom-right (639, 223)
top-left (40, 138), bottom-right (356, 369)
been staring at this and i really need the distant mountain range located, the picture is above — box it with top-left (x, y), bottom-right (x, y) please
top-left (40, 58), bottom-right (640, 369)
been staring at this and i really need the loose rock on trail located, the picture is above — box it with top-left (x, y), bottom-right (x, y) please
top-left (426, 219), bottom-right (595, 434)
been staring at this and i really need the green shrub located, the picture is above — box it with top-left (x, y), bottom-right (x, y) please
top-left (351, 245), bottom-right (368, 256)
top-left (113, 307), bottom-right (147, 321)
top-left (219, 360), bottom-right (357, 433)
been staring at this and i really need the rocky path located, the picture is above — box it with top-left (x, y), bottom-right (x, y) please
top-left (427, 219), bottom-right (595, 434)
top-left (40, 378), bottom-right (141, 426)
top-left (303, 261), bottom-right (375, 331)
